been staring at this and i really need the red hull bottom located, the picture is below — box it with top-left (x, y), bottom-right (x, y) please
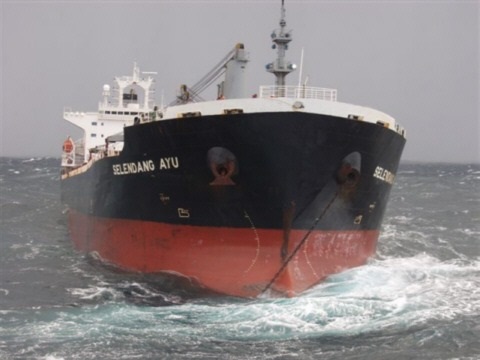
top-left (68, 210), bottom-right (379, 297)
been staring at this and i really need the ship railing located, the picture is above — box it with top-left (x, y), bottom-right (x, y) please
top-left (259, 85), bottom-right (337, 101)
top-left (61, 144), bottom-right (105, 179)
top-left (61, 138), bottom-right (86, 168)
top-left (97, 105), bottom-right (161, 122)
top-left (63, 107), bottom-right (95, 117)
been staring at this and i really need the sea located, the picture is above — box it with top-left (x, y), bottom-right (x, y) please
top-left (0, 157), bottom-right (479, 360)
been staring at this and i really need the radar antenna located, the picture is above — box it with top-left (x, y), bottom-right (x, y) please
top-left (266, 0), bottom-right (296, 86)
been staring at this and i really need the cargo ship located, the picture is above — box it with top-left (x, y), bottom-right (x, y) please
top-left (61, 2), bottom-right (406, 297)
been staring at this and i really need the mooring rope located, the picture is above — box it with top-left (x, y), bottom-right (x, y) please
top-left (260, 191), bottom-right (339, 295)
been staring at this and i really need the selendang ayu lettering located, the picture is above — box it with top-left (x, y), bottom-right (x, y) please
top-left (373, 165), bottom-right (395, 185)
top-left (112, 157), bottom-right (179, 176)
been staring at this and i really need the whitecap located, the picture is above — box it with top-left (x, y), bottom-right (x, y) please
top-left (67, 286), bottom-right (121, 302)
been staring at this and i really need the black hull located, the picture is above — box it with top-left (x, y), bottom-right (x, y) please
top-left (62, 111), bottom-right (405, 232)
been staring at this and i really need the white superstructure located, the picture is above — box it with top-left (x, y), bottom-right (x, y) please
top-left (61, 63), bottom-right (157, 167)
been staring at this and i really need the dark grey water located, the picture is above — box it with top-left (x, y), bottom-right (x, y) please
top-left (1, 157), bottom-right (479, 360)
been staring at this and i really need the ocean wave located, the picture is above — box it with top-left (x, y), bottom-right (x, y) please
top-left (1, 254), bottom-right (478, 359)
top-left (67, 281), bottom-right (183, 307)
top-left (37, 254), bottom-right (479, 339)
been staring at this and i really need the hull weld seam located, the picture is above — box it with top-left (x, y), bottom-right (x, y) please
top-left (243, 210), bottom-right (260, 274)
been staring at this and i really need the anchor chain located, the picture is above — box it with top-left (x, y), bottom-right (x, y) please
top-left (260, 191), bottom-right (339, 295)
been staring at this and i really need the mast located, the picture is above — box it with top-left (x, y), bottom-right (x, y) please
top-left (115, 62), bottom-right (155, 109)
top-left (266, 0), bottom-right (296, 86)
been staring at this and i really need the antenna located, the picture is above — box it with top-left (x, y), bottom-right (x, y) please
top-left (298, 47), bottom-right (304, 88)
top-left (304, 75), bottom-right (309, 87)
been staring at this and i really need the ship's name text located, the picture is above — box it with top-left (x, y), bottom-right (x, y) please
top-left (373, 166), bottom-right (395, 185)
top-left (112, 157), bottom-right (179, 175)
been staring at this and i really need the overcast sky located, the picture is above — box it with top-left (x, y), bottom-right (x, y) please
top-left (1, 0), bottom-right (479, 163)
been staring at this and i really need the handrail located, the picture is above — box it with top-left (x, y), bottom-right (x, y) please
top-left (259, 85), bottom-right (337, 101)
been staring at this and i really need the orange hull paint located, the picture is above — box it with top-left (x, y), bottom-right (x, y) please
top-left (68, 210), bottom-right (378, 297)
